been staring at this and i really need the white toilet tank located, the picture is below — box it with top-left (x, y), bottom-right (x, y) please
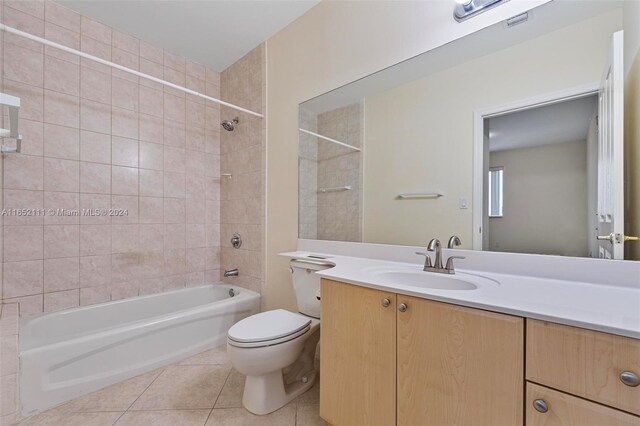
top-left (290, 259), bottom-right (333, 319)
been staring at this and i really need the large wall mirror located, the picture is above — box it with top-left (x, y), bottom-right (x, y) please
top-left (298, 0), bottom-right (635, 260)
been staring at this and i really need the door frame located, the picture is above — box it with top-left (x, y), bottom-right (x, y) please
top-left (471, 82), bottom-right (600, 250)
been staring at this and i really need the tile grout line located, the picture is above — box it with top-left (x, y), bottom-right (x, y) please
top-left (205, 361), bottom-right (234, 426)
top-left (120, 366), bottom-right (167, 414)
top-left (134, 28), bottom-right (141, 300)
top-left (107, 21), bottom-right (114, 303)
top-left (75, 17), bottom-right (81, 309)
top-left (110, 410), bottom-right (126, 426)
top-left (203, 407), bottom-right (215, 426)
top-left (214, 363), bottom-right (234, 406)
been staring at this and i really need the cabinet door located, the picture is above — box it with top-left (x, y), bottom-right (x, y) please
top-left (526, 382), bottom-right (640, 426)
top-left (527, 319), bottom-right (640, 415)
top-left (320, 279), bottom-right (397, 426)
top-left (397, 296), bottom-right (524, 426)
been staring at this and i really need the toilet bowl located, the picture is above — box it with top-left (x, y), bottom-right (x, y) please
top-left (226, 259), bottom-right (331, 415)
top-left (227, 310), bottom-right (320, 415)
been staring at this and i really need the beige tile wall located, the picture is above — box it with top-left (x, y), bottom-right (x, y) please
top-left (298, 108), bottom-right (318, 240)
top-left (0, 0), bottom-right (222, 314)
top-left (220, 45), bottom-right (265, 294)
top-left (296, 103), bottom-right (363, 242)
top-left (316, 103), bottom-right (363, 242)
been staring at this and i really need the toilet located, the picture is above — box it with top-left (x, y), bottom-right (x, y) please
top-left (227, 259), bottom-right (331, 415)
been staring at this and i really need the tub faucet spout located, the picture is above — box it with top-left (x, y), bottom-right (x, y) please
top-left (224, 268), bottom-right (239, 277)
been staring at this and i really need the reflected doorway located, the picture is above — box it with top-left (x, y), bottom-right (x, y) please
top-left (481, 94), bottom-right (598, 257)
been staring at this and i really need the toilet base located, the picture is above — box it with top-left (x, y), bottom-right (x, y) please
top-left (241, 327), bottom-right (320, 415)
top-left (242, 369), bottom-right (317, 415)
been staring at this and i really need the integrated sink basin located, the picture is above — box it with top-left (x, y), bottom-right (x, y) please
top-left (373, 271), bottom-right (478, 290)
top-left (363, 266), bottom-right (499, 291)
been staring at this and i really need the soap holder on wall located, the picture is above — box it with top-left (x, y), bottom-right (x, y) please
top-left (0, 93), bottom-right (22, 153)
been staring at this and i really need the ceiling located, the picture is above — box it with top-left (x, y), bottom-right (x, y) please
top-left (59, 0), bottom-right (319, 72)
top-left (487, 95), bottom-right (598, 152)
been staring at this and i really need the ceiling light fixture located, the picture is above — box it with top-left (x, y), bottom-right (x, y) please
top-left (454, 0), bottom-right (509, 22)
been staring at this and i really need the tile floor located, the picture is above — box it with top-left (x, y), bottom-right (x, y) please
top-left (16, 346), bottom-right (325, 426)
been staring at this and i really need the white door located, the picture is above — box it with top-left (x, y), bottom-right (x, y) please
top-left (596, 31), bottom-right (624, 259)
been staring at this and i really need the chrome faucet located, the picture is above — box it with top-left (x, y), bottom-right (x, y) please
top-left (224, 268), bottom-right (239, 277)
top-left (419, 238), bottom-right (465, 274)
top-left (447, 235), bottom-right (461, 249)
top-left (427, 238), bottom-right (444, 270)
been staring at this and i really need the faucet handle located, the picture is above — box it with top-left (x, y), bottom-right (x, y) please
top-left (447, 235), bottom-right (462, 249)
top-left (445, 256), bottom-right (465, 273)
top-left (416, 251), bottom-right (432, 268)
top-left (427, 238), bottom-right (441, 251)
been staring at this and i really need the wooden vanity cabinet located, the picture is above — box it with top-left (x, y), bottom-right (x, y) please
top-left (320, 279), bottom-right (397, 426)
top-left (526, 319), bottom-right (640, 422)
top-left (320, 279), bottom-right (524, 426)
top-left (526, 382), bottom-right (640, 426)
top-left (527, 319), bottom-right (640, 415)
top-left (397, 295), bottom-right (524, 426)
top-left (320, 279), bottom-right (640, 426)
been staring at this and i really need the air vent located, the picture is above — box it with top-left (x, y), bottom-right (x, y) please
top-left (506, 12), bottom-right (529, 27)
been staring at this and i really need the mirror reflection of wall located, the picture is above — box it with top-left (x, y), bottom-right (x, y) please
top-left (299, 103), bottom-right (364, 242)
top-left (298, 0), bottom-right (633, 260)
top-left (483, 95), bottom-right (598, 257)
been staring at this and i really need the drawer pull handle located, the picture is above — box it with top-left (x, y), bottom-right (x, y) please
top-left (533, 399), bottom-right (548, 413)
top-left (620, 371), bottom-right (640, 387)
top-left (398, 303), bottom-right (408, 313)
top-left (381, 298), bottom-right (391, 308)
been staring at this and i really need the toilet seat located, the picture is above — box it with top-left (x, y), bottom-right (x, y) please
top-left (228, 309), bottom-right (312, 348)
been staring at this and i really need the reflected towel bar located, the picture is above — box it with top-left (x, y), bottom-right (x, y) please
top-left (397, 192), bottom-right (444, 199)
top-left (318, 186), bottom-right (352, 193)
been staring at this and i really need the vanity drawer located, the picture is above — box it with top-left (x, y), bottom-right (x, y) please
top-left (526, 382), bottom-right (640, 426)
top-left (527, 319), bottom-right (640, 415)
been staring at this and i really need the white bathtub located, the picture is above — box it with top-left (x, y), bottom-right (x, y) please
top-left (19, 284), bottom-right (260, 417)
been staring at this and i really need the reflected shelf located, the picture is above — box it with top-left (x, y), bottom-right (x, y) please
top-left (318, 185), bottom-right (352, 194)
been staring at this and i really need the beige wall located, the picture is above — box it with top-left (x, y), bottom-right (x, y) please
top-left (0, 1), bottom-right (222, 314)
top-left (624, 0), bottom-right (640, 260)
top-left (220, 45), bottom-right (266, 294)
top-left (265, 0), bottom-right (550, 311)
top-left (623, 0), bottom-right (640, 77)
top-left (488, 141), bottom-right (588, 256)
top-left (362, 10), bottom-right (619, 249)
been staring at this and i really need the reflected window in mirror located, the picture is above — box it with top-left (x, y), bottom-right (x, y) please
top-left (488, 168), bottom-right (504, 218)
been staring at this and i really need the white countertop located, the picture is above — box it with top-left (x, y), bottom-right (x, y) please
top-left (280, 251), bottom-right (640, 339)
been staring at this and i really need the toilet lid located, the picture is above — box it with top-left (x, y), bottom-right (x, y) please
top-left (228, 309), bottom-right (312, 344)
